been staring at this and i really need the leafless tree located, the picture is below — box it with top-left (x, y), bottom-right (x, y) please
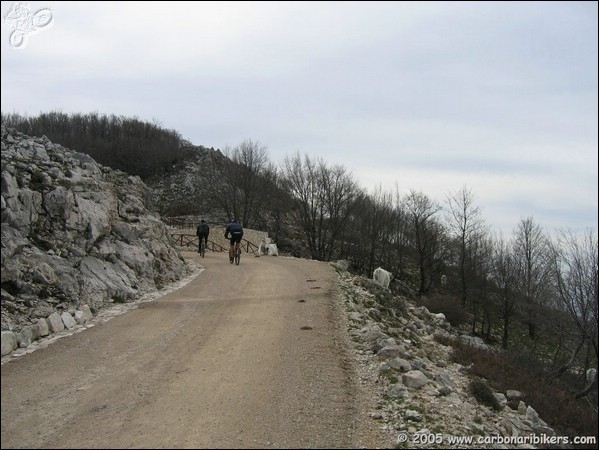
top-left (445, 185), bottom-right (487, 306)
top-left (362, 185), bottom-right (394, 275)
top-left (282, 152), bottom-right (359, 261)
top-left (402, 189), bottom-right (444, 295)
top-left (218, 139), bottom-right (276, 228)
top-left (513, 217), bottom-right (552, 340)
top-left (490, 233), bottom-right (520, 348)
top-left (550, 228), bottom-right (598, 399)
top-left (390, 185), bottom-right (411, 279)
top-left (472, 233), bottom-right (495, 338)
top-left (282, 152), bottom-right (321, 259)
top-left (319, 162), bottom-right (360, 260)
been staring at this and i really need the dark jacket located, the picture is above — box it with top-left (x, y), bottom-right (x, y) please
top-left (197, 222), bottom-right (210, 236)
top-left (225, 221), bottom-right (243, 238)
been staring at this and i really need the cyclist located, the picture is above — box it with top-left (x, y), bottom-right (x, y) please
top-left (224, 218), bottom-right (244, 260)
top-left (196, 219), bottom-right (210, 253)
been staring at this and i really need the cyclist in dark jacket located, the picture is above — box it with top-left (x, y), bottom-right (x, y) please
top-left (196, 219), bottom-right (210, 253)
top-left (224, 218), bottom-right (243, 259)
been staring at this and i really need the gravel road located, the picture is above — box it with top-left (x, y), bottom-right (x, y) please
top-left (1, 251), bottom-right (392, 449)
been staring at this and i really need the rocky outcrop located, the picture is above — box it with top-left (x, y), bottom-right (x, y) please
top-left (1, 126), bottom-right (190, 346)
top-left (332, 261), bottom-right (561, 449)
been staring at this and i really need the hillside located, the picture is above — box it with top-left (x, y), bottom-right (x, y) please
top-left (149, 145), bottom-right (231, 218)
top-left (333, 263), bottom-right (570, 449)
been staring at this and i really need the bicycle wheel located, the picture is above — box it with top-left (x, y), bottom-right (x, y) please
top-left (235, 245), bottom-right (240, 265)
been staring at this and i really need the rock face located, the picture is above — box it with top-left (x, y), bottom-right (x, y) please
top-left (1, 126), bottom-right (190, 335)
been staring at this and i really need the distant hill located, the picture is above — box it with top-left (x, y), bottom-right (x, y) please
top-left (0, 112), bottom-right (299, 251)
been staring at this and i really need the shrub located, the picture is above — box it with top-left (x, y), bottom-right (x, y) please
top-left (470, 378), bottom-right (501, 411)
top-left (421, 293), bottom-right (470, 327)
top-left (112, 293), bottom-right (128, 304)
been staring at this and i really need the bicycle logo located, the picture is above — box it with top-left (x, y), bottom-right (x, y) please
top-left (4, 2), bottom-right (53, 49)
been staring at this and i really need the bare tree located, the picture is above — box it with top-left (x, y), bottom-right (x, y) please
top-left (217, 139), bottom-right (275, 228)
top-left (402, 189), bottom-right (444, 295)
top-left (550, 228), bottom-right (598, 398)
top-left (261, 170), bottom-right (291, 244)
top-left (390, 185), bottom-right (411, 279)
top-left (342, 186), bottom-right (400, 276)
top-left (341, 192), bottom-right (370, 272)
top-left (281, 152), bottom-right (359, 261)
top-left (282, 152), bottom-right (321, 259)
top-left (446, 185), bottom-right (487, 306)
top-left (318, 162), bottom-right (360, 260)
top-left (513, 217), bottom-right (552, 340)
top-left (491, 233), bottom-right (519, 348)
top-left (472, 233), bottom-right (495, 338)
top-left (363, 185), bottom-right (394, 276)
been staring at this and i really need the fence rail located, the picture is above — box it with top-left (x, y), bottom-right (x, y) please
top-left (170, 233), bottom-right (259, 255)
top-left (240, 239), bottom-right (259, 255)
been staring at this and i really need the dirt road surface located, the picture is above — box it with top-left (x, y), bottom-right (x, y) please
top-left (1, 251), bottom-right (392, 449)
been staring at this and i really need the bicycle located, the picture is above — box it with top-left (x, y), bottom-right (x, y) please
top-left (200, 238), bottom-right (206, 258)
top-left (229, 241), bottom-right (241, 265)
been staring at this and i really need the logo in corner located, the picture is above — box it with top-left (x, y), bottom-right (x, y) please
top-left (4, 2), bottom-right (53, 49)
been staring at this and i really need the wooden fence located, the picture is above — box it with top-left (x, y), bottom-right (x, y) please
top-left (170, 233), bottom-right (259, 255)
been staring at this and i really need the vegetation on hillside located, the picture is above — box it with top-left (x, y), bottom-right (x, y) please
top-left (1, 111), bottom-right (194, 179)
top-left (435, 332), bottom-right (598, 447)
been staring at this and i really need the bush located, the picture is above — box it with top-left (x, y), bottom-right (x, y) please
top-left (421, 293), bottom-right (470, 327)
top-left (470, 378), bottom-right (501, 411)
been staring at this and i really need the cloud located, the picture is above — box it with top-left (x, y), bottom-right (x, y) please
top-left (1, 1), bottom-right (597, 237)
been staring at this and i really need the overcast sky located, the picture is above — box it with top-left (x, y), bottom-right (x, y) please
top-left (2, 1), bottom-right (597, 237)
